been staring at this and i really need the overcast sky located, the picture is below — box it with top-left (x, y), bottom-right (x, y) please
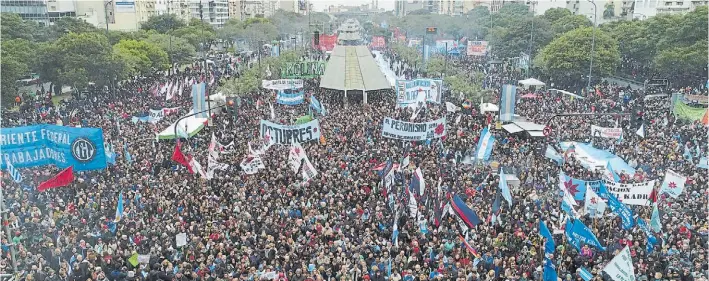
top-left (311, 0), bottom-right (396, 12)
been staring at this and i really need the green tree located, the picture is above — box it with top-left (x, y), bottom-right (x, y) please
top-left (1, 13), bottom-right (47, 42)
top-left (535, 27), bottom-right (620, 82)
top-left (113, 39), bottom-right (169, 76)
top-left (144, 33), bottom-right (196, 64)
top-left (487, 17), bottom-right (552, 59)
top-left (37, 32), bottom-right (125, 91)
top-left (653, 40), bottom-right (707, 85)
top-left (51, 17), bottom-right (98, 37)
top-left (141, 14), bottom-right (186, 34)
top-left (1, 39), bottom-right (37, 104)
top-left (542, 8), bottom-right (573, 23)
top-left (603, 3), bottom-right (615, 19)
top-left (171, 25), bottom-right (217, 53)
top-left (551, 15), bottom-right (592, 37)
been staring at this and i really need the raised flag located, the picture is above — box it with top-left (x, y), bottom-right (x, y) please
top-left (568, 218), bottom-right (605, 251)
top-left (603, 246), bottom-right (635, 281)
top-left (650, 203), bottom-right (661, 233)
top-left (584, 186), bottom-right (607, 218)
top-left (635, 124), bottom-right (645, 138)
top-left (187, 155), bottom-right (207, 178)
top-left (474, 126), bottom-right (495, 161)
top-left (5, 162), bottom-right (22, 183)
top-left (544, 145), bottom-right (563, 165)
top-left (608, 192), bottom-right (635, 230)
top-left (660, 169), bottom-right (686, 198)
top-left (171, 141), bottom-right (189, 167)
top-left (499, 84), bottom-right (517, 122)
top-left (558, 172), bottom-right (587, 201)
top-left (288, 142), bottom-right (306, 173)
top-left (38, 166), bottom-right (74, 192)
top-left (450, 194), bottom-right (482, 228)
top-left (115, 192), bottom-right (124, 222)
top-left (539, 220), bottom-right (556, 254)
top-left (459, 235), bottom-right (481, 258)
top-left (192, 83), bottom-right (208, 118)
top-left (605, 162), bottom-right (621, 182)
top-left (636, 218), bottom-right (658, 253)
top-left (543, 258), bottom-right (558, 281)
top-left (578, 267), bottom-right (593, 281)
top-left (410, 168), bottom-right (426, 196)
top-left (124, 142), bottom-right (132, 164)
top-left (498, 169), bottom-right (512, 205)
top-left (269, 102), bottom-right (275, 119)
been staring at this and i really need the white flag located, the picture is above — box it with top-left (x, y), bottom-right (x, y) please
top-left (603, 246), bottom-right (635, 281)
top-left (660, 169), bottom-right (686, 198)
top-left (300, 156), bottom-right (318, 183)
top-left (584, 185), bottom-right (607, 218)
top-left (288, 142), bottom-right (306, 173)
top-left (445, 102), bottom-right (460, 112)
top-left (635, 124), bottom-right (644, 138)
top-left (240, 154), bottom-right (265, 175)
top-left (269, 102), bottom-right (275, 119)
top-left (188, 156), bottom-right (208, 178)
top-left (262, 129), bottom-right (276, 152)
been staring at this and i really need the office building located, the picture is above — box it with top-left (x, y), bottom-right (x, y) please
top-left (240, 0), bottom-right (277, 19)
top-left (189, 0), bottom-right (228, 27)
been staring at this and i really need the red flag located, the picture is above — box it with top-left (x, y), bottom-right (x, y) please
top-left (171, 141), bottom-right (189, 167)
top-left (649, 188), bottom-right (658, 203)
top-left (38, 166), bottom-right (74, 192)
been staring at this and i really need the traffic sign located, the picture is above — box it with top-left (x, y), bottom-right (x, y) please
top-left (543, 126), bottom-right (552, 136)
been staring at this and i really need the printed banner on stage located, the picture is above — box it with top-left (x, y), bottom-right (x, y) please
top-left (260, 119), bottom-right (321, 145)
top-left (395, 79), bottom-right (443, 107)
top-left (591, 125), bottom-right (623, 139)
top-left (281, 61), bottom-right (326, 78)
top-left (381, 117), bottom-right (446, 141)
top-left (467, 41), bottom-right (488, 56)
top-left (499, 84), bottom-right (517, 122)
top-left (261, 79), bottom-right (304, 90)
top-left (0, 125), bottom-right (107, 171)
top-left (276, 90), bottom-right (305, 105)
top-left (371, 36), bottom-right (386, 49)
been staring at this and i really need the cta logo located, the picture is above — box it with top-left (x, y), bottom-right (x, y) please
top-left (71, 137), bottom-right (97, 162)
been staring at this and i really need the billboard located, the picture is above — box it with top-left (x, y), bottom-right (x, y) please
top-left (467, 41), bottom-right (488, 56)
top-left (371, 36), bottom-right (386, 49)
top-left (281, 61), bottom-right (325, 78)
top-left (395, 79), bottom-right (443, 107)
top-left (115, 0), bottom-right (135, 12)
top-left (312, 34), bottom-right (337, 51)
top-left (435, 40), bottom-right (460, 53)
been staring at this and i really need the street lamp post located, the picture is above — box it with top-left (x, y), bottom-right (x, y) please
top-left (587, 0), bottom-right (597, 89)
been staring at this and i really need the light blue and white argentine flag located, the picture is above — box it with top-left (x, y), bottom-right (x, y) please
top-left (276, 90), bottom-right (305, 105)
top-left (310, 95), bottom-right (326, 115)
top-left (578, 267), bottom-right (593, 281)
top-left (6, 162), bottom-right (22, 183)
top-left (192, 82), bottom-right (207, 118)
top-left (499, 84), bottom-right (517, 122)
top-left (475, 127), bottom-right (495, 161)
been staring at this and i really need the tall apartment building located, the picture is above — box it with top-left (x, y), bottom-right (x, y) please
top-left (227, 0), bottom-right (240, 18)
top-left (189, 0), bottom-right (228, 27)
top-left (394, 0), bottom-right (442, 16)
top-left (633, 0), bottom-right (707, 17)
top-left (240, 0), bottom-right (277, 19)
top-left (0, 0), bottom-right (74, 25)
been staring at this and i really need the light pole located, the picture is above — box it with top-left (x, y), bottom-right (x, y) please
top-left (528, 0), bottom-right (536, 77)
top-left (587, 0), bottom-right (597, 89)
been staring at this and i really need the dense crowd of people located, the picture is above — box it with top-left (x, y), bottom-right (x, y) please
top-left (1, 46), bottom-right (708, 281)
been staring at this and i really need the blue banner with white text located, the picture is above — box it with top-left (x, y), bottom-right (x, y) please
top-left (0, 125), bottom-right (107, 171)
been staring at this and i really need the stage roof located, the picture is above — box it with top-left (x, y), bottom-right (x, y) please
top-left (319, 45), bottom-right (391, 91)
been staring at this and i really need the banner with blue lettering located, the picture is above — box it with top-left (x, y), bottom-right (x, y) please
top-left (276, 90), bottom-right (305, 105)
top-left (260, 119), bottom-right (321, 145)
top-left (395, 79), bottom-right (443, 108)
top-left (0, 125), bottom-right (107, 171)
